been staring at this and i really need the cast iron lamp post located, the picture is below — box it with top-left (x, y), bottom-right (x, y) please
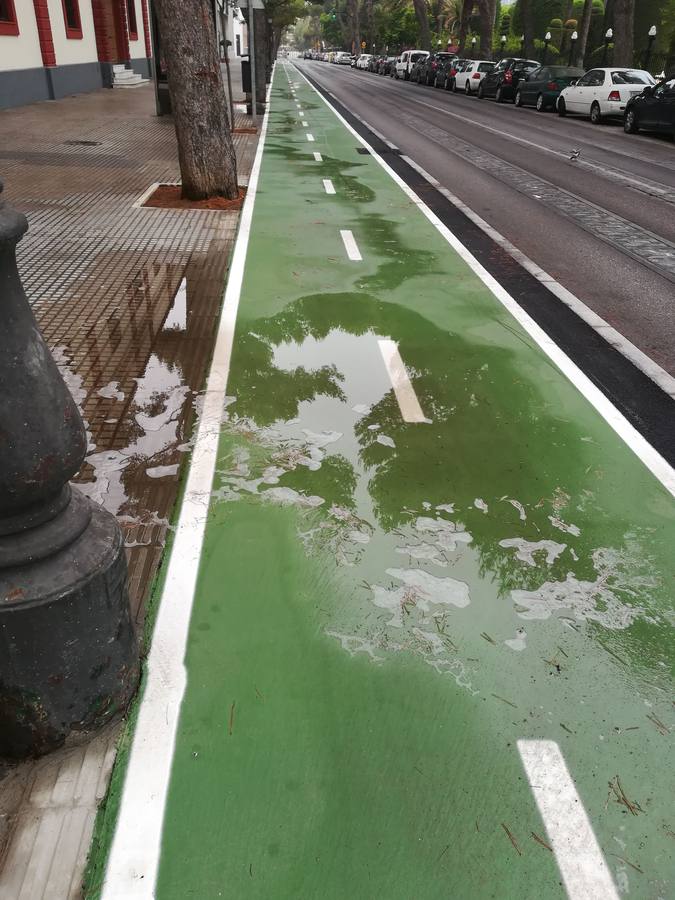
top-left (0, 180), bottom-right (139, 758)
top-left (603, 28), bottom-right (613, 65)
top-left (520, 34), bottom-right (525, 55)
top-left (500, 34), bottom-right (506, 59)
top-left (543, 31), bottom-right (551, 65)
top-left (471, 35), bottom-right (476, 58)
top-left (644, 25), bottom-right (657, 72)
top-left (569, 29), bottom-right (578, 66)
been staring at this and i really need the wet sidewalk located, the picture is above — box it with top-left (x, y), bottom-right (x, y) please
top-left (0, 83), bottom-right (258, 897)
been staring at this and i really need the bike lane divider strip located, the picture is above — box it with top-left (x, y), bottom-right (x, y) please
top-left (322, 178), bottom-right (336, 195)
top-left (97, 61), bottom-right (674, 900)
top-left (378, 339), bottom-right (428, 424)
top-left (340, 229), bottom-right (362, 260)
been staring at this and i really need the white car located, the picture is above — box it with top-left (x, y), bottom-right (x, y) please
top-left (395, 50), bottom-right (429, 81)
top-left (356, 54), bottom-right (373, 70)
top-left (335, 52), bottom-right (351, 65)
top-left (557, 67), bottom-right (656, 123)
top-left (453, 60), bottom-right (495, 94)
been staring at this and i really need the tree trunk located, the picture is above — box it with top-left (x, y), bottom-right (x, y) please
top-left (347, 0), bottom-right (360, 54)
top-left (576, 0), bottom-right (593, 66)
top-left (612, 0), bottom-right (635, 66)
top-left (412, 0), bottom-right (432, 51)
top-left (153, 0), bottom-right (238, 201)
top-left (521, 0), bottom-right (535, 57)
top-left (478, 0), bottom-right (496, 59)
top-left (252, 7), bottom-right (267, 109)
top-left (362, 0), bottom-right (374, 50)
top-left (457, 0), bottom-right (473, 54)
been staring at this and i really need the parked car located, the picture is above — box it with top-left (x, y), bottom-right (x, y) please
top-left (395, 50), bottom-right (429, 81)
top-left (624, 74), bottom-right (675, 136)
top-left (557, 67), bottom-right (656, 122)
top-left (378, 56), bottom-right (397, 76)
top-left (453, 59), bottom-right (495, 94)
top-left (368, 55), bottom-right (384, 73)
top-left (414, 52), bottom-right (457, 86)
top-left (477, 57), bottom-right (539, 101)
top-left (356, 54), bottom-right (373, 70)
top-left (334, 51), bottom-right (352, 66)
top-left (515, 65), bottom-right (585, 110)
top-left (435, 57), bottom-right (467, 90)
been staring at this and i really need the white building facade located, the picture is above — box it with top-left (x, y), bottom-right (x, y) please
top-left (0, 0), bottom-right (152, 109)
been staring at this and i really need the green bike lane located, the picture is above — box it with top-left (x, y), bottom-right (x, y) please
top-left (98, 64), bottom-right (674, 899)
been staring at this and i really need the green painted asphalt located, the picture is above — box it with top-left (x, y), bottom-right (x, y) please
top-left (152, 66), bottom-right (673, 897)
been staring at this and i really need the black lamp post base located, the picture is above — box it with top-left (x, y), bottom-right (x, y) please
top-left (0, 494), bottom-right (139, 759)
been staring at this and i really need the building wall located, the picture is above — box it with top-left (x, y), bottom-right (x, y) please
top-left (0, 3), bottom-right (44, 71)
top-left (47, 0), bottom-right (99, 64)
top-left (128, 0), bottom-right (147, 60)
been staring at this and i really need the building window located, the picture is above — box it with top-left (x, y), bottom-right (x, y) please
top-left (61, 0), bottom-right (82, 39)
top-left (0, 0), bottom-right (19, 36)
top-left (126, 0), bottom-right (137, 40)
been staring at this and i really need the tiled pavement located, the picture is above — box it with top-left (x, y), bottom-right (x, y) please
top-left (0, 83), bottom-right (258, 898)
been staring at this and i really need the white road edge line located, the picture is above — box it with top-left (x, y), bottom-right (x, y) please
top-left (101, 73), bottom-right (275, 900)
top-left (378, 339), bottom-right (428, 423)
top-left (313, 151), bottom-right (323, 162)
top-left (399, 155), bottom-right (675, 401)
top-left (340, 229), bottom-right (362, 261)
top-left (306, 133), bottom-right (315, 142)
top-left (323, 178), bottom-right (336, 195)
top-left (518, 740), bottom-right (620, 900)
top-left (293, 63), bottom-right (675, 500)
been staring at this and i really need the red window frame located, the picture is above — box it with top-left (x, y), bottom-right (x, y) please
top-left (126, 0), bottom-right (137, 41)
top-left (61, 0), bottom-right (83, 39)
top-left (0, 0), bottom-right (19, 36)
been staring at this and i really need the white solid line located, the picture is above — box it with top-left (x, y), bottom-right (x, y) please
top-left (340, 229), bottom-right (362, 261)
top-left (378, 339), bottom-right (428, 423)
top-left (399, 156), bottom-right (675, 401)
top-left (518, 741), bottom-right (619, 900)
top-left (306, 133), bottom-right (315, 142)
top-left (323, 178), bottom-right (336, 195)
top-left (100, 71), bottom-right (276, 900)
top-left (293, 64), bottom-right (675, 500)
top-left (313, 152), bottom-right (323, 162)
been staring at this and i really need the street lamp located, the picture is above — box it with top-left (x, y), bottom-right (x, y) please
top-left (520, 34), bottom-right (525, 55)
top-left (569, 29), bottom-right (578, 66)
top-left (644, 25), bottom-right (657, 72)
top-left (543, 30), bottom-right (551, 65)
top-left (603, 28), bottom-right (613, 65)
top-left (471, 35), bottom-right (477, 58)
top-left (500, 34), bottom-right (506, 58)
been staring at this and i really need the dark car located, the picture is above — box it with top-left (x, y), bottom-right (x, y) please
top-left (478, 57), bottom-right (539, 102)
top-left (367, 55), bottom-right (382, 73)
top-left (436, 57), bottom-right (469, 90)
top-left (515, 65), bottom-right (586, 110)
top-left (378, 56), bottom-right (397, 76)
top-left (624, 74), bottom-right (675, 137)
top-left (414, 52), bottom-right (457, 86)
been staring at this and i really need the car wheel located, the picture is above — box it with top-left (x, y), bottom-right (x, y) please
top-left (624, 109), bottom-right (639, 134)
top-left (465, 81), bottom-right (471, 95)
top-left (495, 86), bottom-right (504, 103)
top-left (477, 84), bottom-right (484, 99)
top-left (590, 102), bottom-right (602, 124)
top-left (535, 93), bottom-right (546, 111)
top-left (557, 97), bottom-right (567, 117)
top-left (443, 76), bottom-right (449, 91)
top-left (515, 90), bottom-right (523, 107)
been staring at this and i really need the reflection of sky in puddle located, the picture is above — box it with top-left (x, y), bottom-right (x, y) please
top-left (163, 277), bottom-right (187, 332)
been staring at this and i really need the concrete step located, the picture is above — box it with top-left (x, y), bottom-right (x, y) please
top-left (112, 64), bottom-right (128, 73)
top-left (113, 78), bottom-right (150, 89)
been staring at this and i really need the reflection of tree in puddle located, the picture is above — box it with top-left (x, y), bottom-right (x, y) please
top-left (222, 291), bottom-right (673, 676)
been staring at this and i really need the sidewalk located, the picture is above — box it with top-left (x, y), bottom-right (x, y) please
top-left (92, 64), bottom-right (674, 899)
top-left (0, 83), bottom-right (257, 898)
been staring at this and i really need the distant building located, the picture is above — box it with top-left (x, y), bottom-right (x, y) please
top-left (214, 2), bottom-right (247, 60)
top-left (0, 1), bottom-right (152, 109)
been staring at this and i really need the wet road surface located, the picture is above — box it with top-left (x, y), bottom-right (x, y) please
top-left (99, 65), bottom-right (675, 900)
top-left (299, 60), bottom-right (675, 377)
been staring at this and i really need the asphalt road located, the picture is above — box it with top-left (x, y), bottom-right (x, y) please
top-left (297, 60), bottom-right (675, 378)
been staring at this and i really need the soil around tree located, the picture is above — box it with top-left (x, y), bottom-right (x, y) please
top-left (143, 184), bottom-right (246, 211)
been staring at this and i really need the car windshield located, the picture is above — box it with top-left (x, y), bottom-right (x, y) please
top-left (548, 67), bottom-right (585, 78)
top-left (410, 52), bottom-right (427, 61)
top-left (478, 63), bottom-right (495, 72)
top-left (611, 70), bottom-right (655, 85)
